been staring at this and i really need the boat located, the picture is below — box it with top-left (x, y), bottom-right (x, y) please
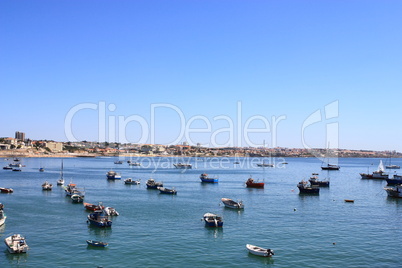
top-left (386, 174), bottom-right (402, 185)
top-left (257, 161), bottom-right (274, 167)
top-left (221, 198), bottom-right (244, 209)
top-left (86, 240), bottom-right (108, 247)
top-left (173, 163), bottom-right (192, 169)
top-left (384, 184), bottom-right (402, 198)
top-left (106, 170), bottom-right (121, 180)
top-left (124, 178), bottom-right (141, 185)
top-left (146, 178), bottom-right (163, 189)
top-left (246, 244), bottom-right (274, 257)
top-left (0, 203), bottom-right (6, 226)
top-left (3, 166), bottom-right (12, 170)
top-left (39, 167), bottom-right (45, 172)
top-left (64, 182), bottom-right (77, 196)
top-left (360, 160), bottom-right (389, 179)
top-left (114, 160), bottom-right (123, 164)
top-left (297, 180), bottom-right (319, 194)
top-left (87, 210), bottom-right (112, 227)
top-left (4, 234), bottom-right (29, 254)
top-left (57, 160), bottom-right (64, 185)
top-left (13, 158), bottom-right (20, 162)
top-left (128, 162), bottom-right (141, 166)
top-left (71, 193), bottom-right (84, 203)
top-left (321, 163), bottom-right (340, 170)
top-left (9, 163), bottom-right (22, 168)
top-left (203, 213), bottom-right (223, 227)
top-left (309, 173), bottom-right (329, 187)
top-left (0, 187), bottom-right (13, 193)
top-left (234, 161), bottom-right (240, 164)
top-left (84, 202), bottom-right (105, 211)
top-left (385, 152), bottom-right (400, 169)
top-left (158, 187), bottom-right (177, 195)
top-left (104, 207), bottom-right (119, 216)
top-left (200, 173), bottom-right (218, 183)
top-left (42, 181), bottom-right (53, 191)
top-left (12, 168), bottom-right (22, 172)
top-left (344, 199), bottom-right (355, 203)
top-left (245, 178), bottom-right (264, 188)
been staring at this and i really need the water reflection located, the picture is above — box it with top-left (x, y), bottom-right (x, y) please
top-left (4, 250), bottom-right (28, 265)
top-left (87, 225), bottom-right (112, 239)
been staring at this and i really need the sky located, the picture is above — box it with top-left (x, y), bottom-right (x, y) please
top-left (1, 0), bottom-right (401, 151)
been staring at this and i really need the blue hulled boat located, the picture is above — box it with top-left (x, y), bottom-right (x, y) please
top-left (200, 173), bottom-right (218, 183)
top-left (203, 213), bottom-right (223, 227)
top-left (87, 210), bottom-right (112, 227)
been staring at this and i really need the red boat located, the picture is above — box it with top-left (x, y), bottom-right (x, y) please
top-left (84, 202), bottom-right (104, 211)
top-left (246, 178), bottom-right (264, 188)
top-left (0, 187), bottom-right (14, 193)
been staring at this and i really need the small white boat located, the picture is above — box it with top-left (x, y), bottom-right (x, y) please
top-left (246, 244), bottom-right (274, 257)
top-left (4, 234), bottom-right (29, 254)
top-left (0, 203), bottom-right (6, 226)
top-left (71, 193), bottom-right (84, 203)
top-left (173, 163), bottom-right (192, 169)
top-left (104, 207), bottom-right (119, 216)
top-left (221, 198), bottom-right (244, 209)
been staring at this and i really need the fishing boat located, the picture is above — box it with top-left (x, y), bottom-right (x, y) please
top-left (158, 187), bottom-right (177, 195)
top-left (203, 213), bottom-right (223, 227)
top-left (57, 160), bottom-right (64, 185)
top-left (39, 167), bottom-right (45, 172)
top-left (246, 244), bottom-right (274, 257)
top-left (86, 240), bottom-right (108, 247)
top-left (321, 163), bottom-right (340, 170)
top-left (71, 193), bottom-right (84, 203)
top-left (106, 170), bottom-right (121, 180)
top-left (173, 163), bottom-right (192, 169)
top-left (3, 166), bottom-right (12, 170)
top-left (309, 173), bottom-right (330, 187)
top-left (221, 198), bottom-right (244, 209)
top-left (9, 163), bottom-right (22, 168)
top-left (360, 160), bottom-right (389, 179)
top-left (0, 203), bottom-right (6, 226)
top-left (114, 160), bottom-right (123, 164)
top-left (84, 202), bottom-right (105, 211)
top-left (384, 184), bottom-right (402, 198)
top-left (128, 162), bottom-right (141, 166)
top-left (297, 180), bottom-right (319, 194)
top-left (87, 210), bottom-right (112, 227)
top-left (13, 158), bottom-right (20, 162)
top-left (124, 178), bottom-right (141, 185)
top-left (257, 161), bottom-right (274, 167)
top-left (245, 178), bottom-right (264, 188)
top-left (200, 173), bottom-right (218, 183)
top-left (104, 207), bottom-right (119, 216)
top-left (0, 187), bottom-right (13, 193)
top-left (146, 178), bottom-right (163, 189)
top-left (42, 181), bottom-right (53, 191)
top-left (12, 168), bottom-right (22, 172)
top-left (64, 182), bottom-right (77, 196)
top-left (4, 234), bottom-right (29, 254)
top-left (386, 174), bottom-right (402, 185)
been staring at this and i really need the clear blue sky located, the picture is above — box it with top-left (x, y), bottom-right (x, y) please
top-left (1, 0), bottom-right (401, 151)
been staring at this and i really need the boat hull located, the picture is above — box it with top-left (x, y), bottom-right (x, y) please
top-left (86, 240), bottom-right (108, 247)
top-left (246, 244), bottom-right (274, 257)
top-left (87, 216), bottom-right (112, 227)
top-left (246, 182), bottom-right (264, 188)
top-left (221, 198), bottom-right (244, 209)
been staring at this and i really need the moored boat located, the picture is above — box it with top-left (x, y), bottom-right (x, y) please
top-left (200, 173), bottom-right (218, 183)
top-left (297, 180), bottom-right (319, 194)
top-left (360, 160), bottom-right (388, 179)
top-left (104, 206), bottom-right (119, 216)
top-left (42, 181), bottom-right (53, 191)
top-left (321, 164), bottom-right (340, 170)
top-left (71, 193), bottom-right (84, 203)
top-left (245, 178), bottom-right (264, 188)
top-left (87, 210), bottom-right (112, 227)
top-left (12, 168), bottom-right (22, 172)
top-left (84, 202), bottom-right (105, 211)
top-left (64, 182), bottom-right (77, 196)
top-left (309, 173), bottom-right (330, 187)
top-left (128, 162), bottom-right (141, 166)
top-left (3, 166), bottom-right (12, 170)
top-left (203, 213), bottom-right (223, 227)
top-left (257, 162), bottom-right (274, 167)
top-left (4, 234), bottom-right (29, 254)
top-left (146, 178), bottom-right (163, 189)
top-left (106, 170), bottom-right (121, 180)
top-left (86, 240), bottom-right (108, 247)
top-left (158, 187), bottom-right (177, 195)
top-left (246, 244), bottom-right (274, 257)
top-left (384, 184), bottom-right (402, 198)
top-left (39, 167), bottom-right (45, 172)
top-left (173, 163), bottom-right (192, 169)
top-left (124, 178), bottom-right (141, 185)
top-left (0, 203), bottom-right (6, 227)
top-left (114, 160), bottom-right (123, 164)
top-left (221, 198), bottom-right (244, 209)
top-left (57, 160), bottom-right (64, 185)
top-left (0, 187), bottom-right (13, 193)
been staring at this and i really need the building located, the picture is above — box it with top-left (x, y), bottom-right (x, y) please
top-left (15, 131), bottom-right (25, 141)
top-left (45, 142), bottom-right (63, 152)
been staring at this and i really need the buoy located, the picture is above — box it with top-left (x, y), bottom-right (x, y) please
top-left (294, 208), bottom-right (297, 211)
top-left (333, 242), bottom-right (336, 245)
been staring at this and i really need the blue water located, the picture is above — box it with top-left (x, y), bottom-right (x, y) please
top-left (0, 157), bottom-right (401, 267)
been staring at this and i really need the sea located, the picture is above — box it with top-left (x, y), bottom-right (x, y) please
top-left (0, 156), bottom-right (401, 268)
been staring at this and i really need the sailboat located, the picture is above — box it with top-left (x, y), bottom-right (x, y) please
top-left (321, 145), bottom-right (340, 170)
top-left (57, 160), bottom-right (65, 185)
top-left (360, 160), bottom-right (389, 179)
top-left (385, 152), bottom-right (400, 169)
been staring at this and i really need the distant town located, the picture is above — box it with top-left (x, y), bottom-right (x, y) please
top-left (0, 131), bottom-right (400, 158)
